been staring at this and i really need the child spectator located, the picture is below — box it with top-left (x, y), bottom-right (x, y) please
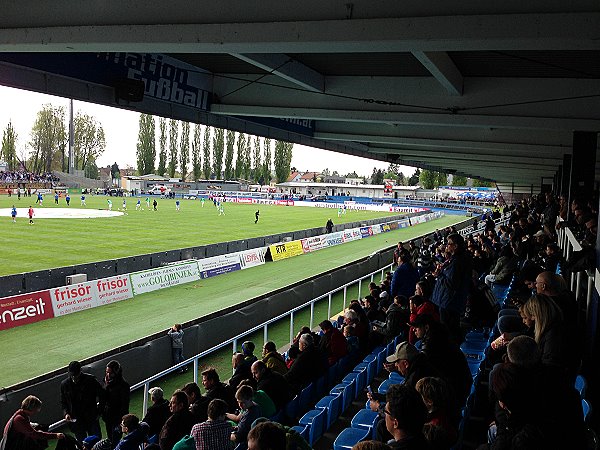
top-left (168, 324), bottom-right (185, 372)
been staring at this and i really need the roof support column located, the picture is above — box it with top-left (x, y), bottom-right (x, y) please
top-left (569, 131), bottom-right (597, 216)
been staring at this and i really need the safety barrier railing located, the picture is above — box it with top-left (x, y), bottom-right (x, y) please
top-left (557, 223), bottom-right (596, 326)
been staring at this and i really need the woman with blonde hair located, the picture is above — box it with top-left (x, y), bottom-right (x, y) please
top-left (521, 294), bottom-right (576, 380)
top-left (2, 395), bottom-right (65, 448)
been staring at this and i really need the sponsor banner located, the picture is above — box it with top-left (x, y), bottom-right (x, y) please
top-left (371, 225), bottom-right (381, 235)
top-left (380, 223), bottom-right (391, 233)
top-left (239, 248), bottom-right (266, 269)
top-left (301, 235), bottom-right (329, 253)
top-left (389, 221), bottom-right (399, 231)
top-left (0, 291), bottom-right (54, 331)
top-left (95, 275), bottom-right (133, 306)
top-left (270, 240), bottom-right (305, 261)
top-left (360, 226), bottom-right (373, 238)
top-left (130, 261), bottom-right (201, 295)
top-left (276, 200), bottom-right (294, 206)
top-left (50, 282), bottom-right (99, 316)
top-left (326, 231), bottom-right (344, 247)
top-left (236, 197), bottom-right (254, 204)
top-left (341, 228), bottom-right (362, 243)
top-left (198, 254), bottom-right (242, 279)
top-left (397, 219), bottom-right (410, 229)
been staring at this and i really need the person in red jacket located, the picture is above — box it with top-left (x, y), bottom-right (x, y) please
top-left (408, 294), bottom-right (439, 345)
top-left (318, 320), bottom-right (348, 366)
top-left (2, 396), bottom-right (65, 447)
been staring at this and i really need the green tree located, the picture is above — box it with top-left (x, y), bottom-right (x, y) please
top-left (452, 175), bottom-right (468, 186)
top-left (262, 138), bottom-right (272, 184)
top-left (345, 171), bottom-right (358, 178)
top-left (419, 169), bottom-right (437, 189)
top-left (74, 112), bottom-right (106, 172)
top-left (242, 135), bottom-right (252, 180)
top-left (191, 124), bottom-right (202, 181)
top-left (384, 163), bottom-right (399, 180)
top-left (252, 136), bottom-right (262, 182)
top-left (224, 130), bottom-right (235, 180)
top-left (235, 133), bottom-right (246, 179)
top-left (1, 121), bottom-right (18, 170)
top-left (168, 119), bottom-right (179, 178)
top-left (212, 127), bottom-right (225, 179)
top-left (157, 118), bottom-right (167, 176)
top-left (370, 167), bottom-right (384, 184)
top-left (437, 172), bottom-right (448, 187)
top-left (202, 126), bottom-right (212, 179)
top-left (396, 172), bottom-right (407, 185)
top-left (84, 160), bottom-right (99, 179)
top-left (274, 140), bottom-right (294, 183)
top-left (110, 162), bottom-right (120, 180)
top-left (29, 105), bottom-right (67, 173)
top-left (135, 114), bottom-right (155, 175)
top-left (408, 168), bottom-right (421, 185)
top-left (180, 121), bottom-right (190, 180)
top-left (472, 179), bottom-right (494, 187)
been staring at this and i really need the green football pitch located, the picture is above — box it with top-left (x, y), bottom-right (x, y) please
top-left (2, 195), bottom-right (407, 276)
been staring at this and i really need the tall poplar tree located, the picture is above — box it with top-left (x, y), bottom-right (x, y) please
top-left (235, 133), bottom-right (246, 179)
top-left (212, 127), bottom-right (225, 179)
top-left (168, 119), bottom-right (179, 178)
top-left (180, 121), bottom-right (190, 180)
top-left (274, 140), bottom-right (294, 183)
top-left (243, 135), bottom-right (252, 180)
top-left (252, 136), bottom-right (262, 182)
top-left (262, 138), bottom-right (272, 184)
top-left (202, 126), bottom-right (212, 179)
top-left (1, 121), bottom-right (18, 170)
top-left (191, 124), bottom-right (202, 180)
top-left (135, 113), bottom-right (155, 175)
top-left (157, 118), bottom-right (167, 176)
top-left (224, 130), bottom-right (235, 180)
top-left (29, 105), bottom-right (67, 173)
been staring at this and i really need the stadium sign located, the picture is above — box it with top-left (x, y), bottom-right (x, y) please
top-left (130, 261), bottom-right (201, 295)
top-left (269, 241), bottom-right (305, 261)
top-left (0, 291), bottom-right (54, 331)
top-left (198, 253), bottom-right (242, 279)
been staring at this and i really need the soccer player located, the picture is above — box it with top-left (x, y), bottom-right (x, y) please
top-left (80, 194), bottom-right (86, 206)
top-left (11, 205), bottom-right (17, 223)
top-left (255, 210), bottom-right (260, 224)
top-left (337, 206), bottom-right (342, 218)
top-left (136, 199), bottom-right (141, 210)
top-left (201, 197), bottom-right (205, 207)
top-left (145, 197), bottom-right (150, 209)
top-left (65, 194), bottom-right (70, 206)
top-left (38, 193), bottom-right (43, 206)
top-left (153, 199), bottom-right (157, 211)
top-left (218, 203), bottom-right (225, 216)
top-left (122, 199), bottom-right (127, 210)
top-left (28, 206), bottom-right (34, 224)
top-left (55, 192), bottom-right (59, 204)
top-left (175, 200), bottom-right (180, 211)
top-left (107, 199), bottom-right (113, 211)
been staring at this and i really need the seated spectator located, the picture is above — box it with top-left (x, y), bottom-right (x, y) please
top-left (408, 295), bottom-right (438, 345)
top-left (247, 421), bottom-right (287, 450)
top-left (199, 368), bottom-right (236, 414)
top-left (191, 399), bottom-right (232, 450)
top-left (370, 295), bottom-right (407, 347)
top-left (159, 391), bottom-right (195, 450)
top-left (284, 333), bottom-right (327, 393)
top-left (318, 319), bottom-right (348, 366)
top-left (415, 377), bottom-right (458, 448)
top-left (261, 341), bottom-right (287, 375)
top-left (343, 325), bottom-right (360, 357)
top-left (285, 346), bottom-right (300, 370)
top-left (229, 352), bottom-right (252, 391)
top-left (241, 341), bottom-right (258, 369)
top-left (484, 245), bottom-right (519, 287)
top-left (115, 414), bottom-right (149, 450)
top-left (181, 382), bottom-right (208, 424)
top-left (230, 386), bottom-right (262, 450)
top-left (251, 360), bottom-right (291, 412)
top-left (384, 385), bottom-right (429, 449)
top-left (363, 295), bottom-right (386, 323)
top-left (236, 379), bottom-right (276, 419)
top-left (143, 387), bottom-right (171, 439)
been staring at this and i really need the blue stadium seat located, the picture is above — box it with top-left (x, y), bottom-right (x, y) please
top-left (351, 409), bottom-right (380, 440)
top-left (342, 371), bottom-right (363, 398)
top-left (290, 425), bottom-right (309, 441)
top-left (298, 382), bottom-right (315, 413)
top-left (284, 395), bottom-right (300, 422)
top-left (327, 361), bottom-right (339, 387)
top-left (467, 359), bottom-right (482, 378)
top-left (333, 427), bottom-right (371, 450)
top-left (298, 408), bottom-right (326, 445)
top-left (576, 375), bottom-right (588, 399)
top-left (351, 365), bottom-right (368, 395)
top-left (315, 392), bottom-right (343, 430)
top-left (460, 341), bottom-right (486, 360)
top-left (331, 379), bottom-right (356, 413)
top-left (389, 371), bottom-right (404, 383)
top-left (315, 373), bottom-right (327, 399)
top-left (375, 347), bottom-right (387, 375)
top-left (582, 399), bottom-right (592, 424)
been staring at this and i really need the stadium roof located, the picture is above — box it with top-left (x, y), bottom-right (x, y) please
top-left (1, 1), bottom-right (599, 191)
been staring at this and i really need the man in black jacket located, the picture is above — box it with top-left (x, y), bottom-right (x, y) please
top-left (159, 390), bottom-right (196, 450)
top-left (60, 361), bottom-right (104, 441)
top-left (201, 368), bottom-right (237, 413)
top-left (251, 360), bottom-right (291, 410)
top-left (142, 387), bottom-right (170, 438)
top-left (283, 333), bottom-right (326, 393)
top-left (101, 360), bottom-right (130, 444)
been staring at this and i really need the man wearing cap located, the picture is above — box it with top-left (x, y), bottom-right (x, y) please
top-left (318, 320), bottom-right (348, 366)
top-left (384, 341), bottom-right (439, 389)
top-left (142, 387), bottom-right (171, 438)
top-left (60, 360), bottom-right (104, 441)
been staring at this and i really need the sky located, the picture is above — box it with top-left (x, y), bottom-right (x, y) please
top-left (0, 85), bottom-right (416, 177)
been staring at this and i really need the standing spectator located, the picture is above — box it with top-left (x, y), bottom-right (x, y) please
top-left (325, 218), bottom-right (334, 233)
top-left (142, 387), bottom-right (171, 439)
top-left (191, 399), bottom-right (232, 450)
top-left (430, 233), bottom-right (473, 343)
top-left (390, 253), bottom-right (420, 300)
top-left (168, 324), bottom-right (185, 372)
top-left (60, 360), bottom-right (104, 440)
top-left (101, 360), bottom-right (130, 444)
top-left (159, 391), bottom-right (196, 450)
top-left (2, 396), bottom-right (65, 447)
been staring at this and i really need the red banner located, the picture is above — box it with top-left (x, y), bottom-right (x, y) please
top-left (0, 291), bottom-right (54, 331)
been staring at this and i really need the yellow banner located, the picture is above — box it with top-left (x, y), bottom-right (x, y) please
top-left (269, 240), bottom-right (305, 262)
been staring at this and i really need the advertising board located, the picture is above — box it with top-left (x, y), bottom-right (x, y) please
top-left (130, 261), bottom-right (201, 295)
top-left (0, 291), bottom-right (54, 331)
top-left (269, 241), bottom-right (305, 261)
